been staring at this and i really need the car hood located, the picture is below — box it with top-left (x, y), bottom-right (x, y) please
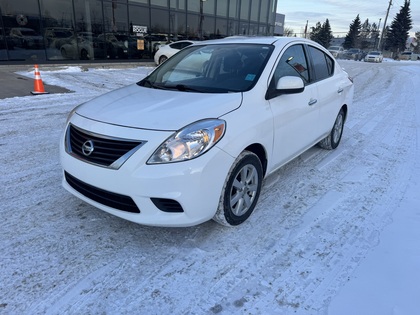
top-left (75, 84), bottom-right (242, 130)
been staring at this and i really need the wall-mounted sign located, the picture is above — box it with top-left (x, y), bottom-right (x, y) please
top-left (133, 25), bottom-right (147, 35)
top-left (137, 40), bottom-right (145, 50)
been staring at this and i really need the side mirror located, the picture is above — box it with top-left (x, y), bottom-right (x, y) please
top-left (276, 76), bottom-right (305, 93)
top-left (266, 76), bottom-right (305, 100)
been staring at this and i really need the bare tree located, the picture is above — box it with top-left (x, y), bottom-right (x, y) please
top-left (283, 27), bottom-right (295, 37)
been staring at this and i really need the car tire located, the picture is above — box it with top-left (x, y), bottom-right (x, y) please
top-left (318, 108), bottom-right (345, 150)
top-left (159, 56), bottom-right (168, 64)
top-left (60, 47), bottom-right (67, 59)
top-left (80, 49), bottom-right (89, 60)
top-left (213, 151), bottom-right (263, 226)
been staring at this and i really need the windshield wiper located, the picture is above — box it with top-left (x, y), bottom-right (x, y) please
top-left (169, 84), bottom-right (204, 93)
top-left (138, 79), bottom-right (169, 90)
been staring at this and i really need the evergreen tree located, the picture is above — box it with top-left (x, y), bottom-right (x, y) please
top-left (320, 19), bottom-right (333, 48)
top-left (309, 19), bottom-right (333, 48)
top-left (310, 22), bottom-right (322, 43)
top-left (359, 18), bottom-right (371, 50)
top-left (343, 14), bottom-right (361, 49)
top-left (385, 0), bottom-right (412, 53)
top-left (371, 22), bottom-right (380, 50)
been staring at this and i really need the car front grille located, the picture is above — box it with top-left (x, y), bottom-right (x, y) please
top-left (65, 171), bottom-right (140, 213)
top-left (65, 124), bottom-right (146, 169)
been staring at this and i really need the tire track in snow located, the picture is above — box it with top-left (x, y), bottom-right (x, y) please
top-left (46, 63), bottom-right (418, 315)
top-left (1, 63), bottom-right (418, 315)
top-left (181, 62), bottom-right (419, 314)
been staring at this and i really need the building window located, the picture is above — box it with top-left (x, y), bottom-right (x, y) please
top-left (2, 0), bottom-right (45, 61)
top-left (0, 0), bottom-right (278, 62)
top-left (250, 0), bottom-right (260, 22)
top-left (216, 0), bottom-right (228, 17)
top-left (229, 0), bottom-right (239, 18)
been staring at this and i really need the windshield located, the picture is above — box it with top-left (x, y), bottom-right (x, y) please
top-left (138, 43), bottom-right (274, 93)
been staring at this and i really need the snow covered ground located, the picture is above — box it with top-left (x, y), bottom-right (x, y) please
top-left (1, 59), bottom-right (419, 315)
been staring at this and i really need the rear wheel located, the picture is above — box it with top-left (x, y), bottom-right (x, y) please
top-left (80, 49), bottom-right (89, 60)
top-left (318, 108), bottom-right (345, 150)
top-left (213, 151), bottom-right (263, 226)
top-left (60, 47), bottom-right (67, 59)
top-left (159, 55), bottom-right (168, 64)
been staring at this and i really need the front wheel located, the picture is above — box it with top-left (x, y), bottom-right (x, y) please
top-left (213, 151), bottom-right (263, 226)
top-left (318, 108), bottom-right (345, 150)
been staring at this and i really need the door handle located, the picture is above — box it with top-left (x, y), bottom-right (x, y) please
top-left (337, 87), bottom-right (344, 93)
top-left (308, 98), bottom-right (317, 106)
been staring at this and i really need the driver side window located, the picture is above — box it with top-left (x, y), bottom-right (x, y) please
top-left (274, 45), bottom-right (309, 84)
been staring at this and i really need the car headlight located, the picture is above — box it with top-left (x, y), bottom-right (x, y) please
top-left (147, 119), bottom-right (226, 164)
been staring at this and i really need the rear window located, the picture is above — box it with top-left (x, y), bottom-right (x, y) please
top-left (308, 46), bottom-right (334, 81)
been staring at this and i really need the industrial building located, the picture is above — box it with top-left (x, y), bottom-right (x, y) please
top-left (0, 0), bottom-right (279, 63)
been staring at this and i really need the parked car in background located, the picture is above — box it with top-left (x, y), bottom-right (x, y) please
top-left (154, 40), bottom-right (196, 64)
top-left (44, 27), bottom-right (74, 49)
top-left (60, 35), bottom-right (90, 59)
top-left (328, 46), bottom-right (345, 59)
top-left (60, 36), bottom-right (354, 227)
top-left (145, 33), bottom-right (168, 53)
top-left (97, 33), bottom-right (128, 59)
top-left (113, 33), bottom-right (144, 58)
top-left (9, 27), bottom-right (43, 49)
top-left (364, 51), bottom-right (383, 63)
top-left (1, 27), bottom-right (15, 49)
top-left (343, 48), bottom-right (363, 61)
top-left (399, 51), bottom-right (420, 61)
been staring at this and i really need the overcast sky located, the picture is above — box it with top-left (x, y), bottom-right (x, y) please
top-left (277, 0), bottom-right (419, 38)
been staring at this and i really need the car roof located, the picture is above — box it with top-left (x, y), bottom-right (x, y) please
top-left (170, 40), bottom-right (196, 44)
top-left (11, 27), bottom-right (34, 30)
top-left (198, 36), bottom-right (317, 47)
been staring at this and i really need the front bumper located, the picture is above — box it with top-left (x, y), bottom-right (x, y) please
top-left (364, 57), bottom-right (381, 62)
top-left (60, 116), bottom-right (234, 227)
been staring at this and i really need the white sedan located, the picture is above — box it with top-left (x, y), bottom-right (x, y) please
top-left (60, 37), bottom-right (354, 227)
top-left (364, 51), bottom-right (383, 63)
top-left (153, 40), bottom-right (195, 65)
top-left (328, 46), bottom-right (344, 59)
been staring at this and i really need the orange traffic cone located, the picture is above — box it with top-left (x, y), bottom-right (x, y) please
top-left (31, 64), bottom-right (49, 95)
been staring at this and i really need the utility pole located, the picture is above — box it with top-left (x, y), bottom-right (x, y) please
top-left (378, 0), bottom-right (392, 50)
top-left (375, 18), bottom-right (382, 49)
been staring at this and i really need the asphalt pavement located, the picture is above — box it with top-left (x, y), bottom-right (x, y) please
top-left (0, 64), bottom-right (70, 99)
top-left (0, 62), bottom-right (155, 100)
